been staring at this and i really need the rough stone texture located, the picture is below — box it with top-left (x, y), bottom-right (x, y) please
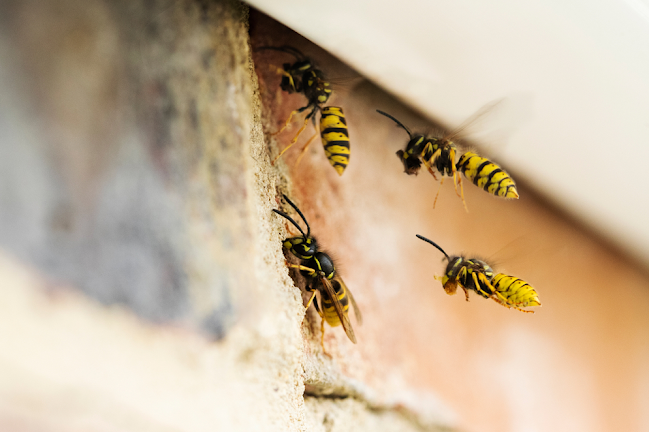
top-left (0, 1), bottom-right (450, 431)
top-left (0, 0), bottom-right (308, 430)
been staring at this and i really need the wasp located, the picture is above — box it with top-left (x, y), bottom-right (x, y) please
top-left (256, 47), bottom-right (337, 159)
top-left (272, 194), bottom-right (361, 352)
top-left (290, 105), bottom-right (351, 176)
top-left (416, 234), bottom-right (541, 313)
top-left (376, 105), bottom-right (519, 210)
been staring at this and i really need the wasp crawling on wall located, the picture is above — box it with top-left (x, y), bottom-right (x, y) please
top-left (376, 105), bottom-right (518, 210)
top-left (256, 46), bottom-right (350, 175)
top-left (416, 234), bottom-right (541, 313)
top-left (272, 194), bottom-right (361, 352)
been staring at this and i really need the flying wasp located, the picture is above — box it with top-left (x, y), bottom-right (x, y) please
top-left (256, 46), bottom-right (351, 175)
top-left (416, 234), bottom-right (541, 313)
top-left (376, 105), bottom-right (519, 210)
top-left (272, 194), bottom-right (362, 352)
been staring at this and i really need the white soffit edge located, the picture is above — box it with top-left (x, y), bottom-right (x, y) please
top-left (248, 0), bottom-right (649, 267)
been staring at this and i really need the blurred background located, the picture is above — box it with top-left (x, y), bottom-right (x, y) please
top-left (249, 0), bottom-right (649, 268)
top-left (1, 0), bottom-right (648, 431)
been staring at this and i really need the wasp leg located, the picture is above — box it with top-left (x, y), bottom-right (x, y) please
top-left (294, 131), bottom-right (318, 168)
top-left (289, 107), bottom-right (316, 145)
top-left (493, 290), bottom-right (510, 305)
top-left (271, 139), bottom-right (296, 165)
top-left (423, 161), bottom-right (438, 180)
top-left (421, 148), bottom-right (441, 180)
top-left (433, 177), bottom-right (444, 209)
top-left (320, 319), bottom-right (329, 356)
top-left (451, 167), bottom-right (461, 197)
top-left (494, 300), bottom-right (535, 314)
top-left (455, 269), bottom-right (471, 301)
top-left (305, 290), bottom-right (317, 309)
top-left (472, 272), bottom-right (497, 300)
top-left (313, 296), bottom-right (331, 357)
top-left (271, 108), bottom-right (300, 137)
top-left (511, 306), bottom-right (535, 314)
top-left (461, 286), bottom-right (470, 301)
top-left (491, 292), bottom-right (535, 314)
top-left (472, 272), bottom-right (485, 294)
top-left (458, 173), bottom-right (468, 213)
top-left (285, 221), bottom-right (299, 236)
top-left (447, 148), bottom-right (460, 197)
top-left (287, 263), bottom-right (316, 276)
top-left (452, 166), bottom-right (469, 212)
top-left (270, 111), bottom-right (304, 165)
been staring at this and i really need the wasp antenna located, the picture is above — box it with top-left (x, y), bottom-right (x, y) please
top-left (254, 45), bottom-right (276, 53)
top-left (272, 209), bottom-right (307, 239)
top-left (281, 194), bottom-right (311, 238)
top-left (416, 234), bottom-right (450, 260)
top-left (376, 110), bottom-right (413, 138)
top-left (279, 45), bottom-right (306, 59)
top-left (255, 45), bottom-right (305, 60)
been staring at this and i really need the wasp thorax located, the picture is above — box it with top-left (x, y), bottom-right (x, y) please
top-left (303, 70), bottom-right (331, 104)
top-left (431, 141), bottom-right (456, 177)
top-left (470, 259), bottom-right (494, 277)
top-left (313, 251), bottom-right (335, 279)
top-left (409, 134), bottom-right (426, 146)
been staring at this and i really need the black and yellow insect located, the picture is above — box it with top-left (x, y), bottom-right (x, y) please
top-left (416, 234), bottom-right (541, 313)
top-left (256, 46), bottom-right (351, 175)
top-left (272, 194), bottom-right (362, 350)
top-left (376, 106), bottom-right (519, 210)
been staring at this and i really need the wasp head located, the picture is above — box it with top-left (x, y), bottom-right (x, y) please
top-left (396, 149), bottom-right (422, 175)
top-left (284, 236), bottom-right (317, 260)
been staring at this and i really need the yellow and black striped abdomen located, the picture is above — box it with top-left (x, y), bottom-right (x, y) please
top-left (492, 273), bottom-right (541, 309)
top-left (321, 280), bottom-right (349, 327)
top-left (456, 152), bottom-right (519, 199)
top-left (320, 107), bottom-right (350, 175)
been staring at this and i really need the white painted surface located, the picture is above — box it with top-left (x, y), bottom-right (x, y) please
top-left (248, 0), bottom-right (649, 265)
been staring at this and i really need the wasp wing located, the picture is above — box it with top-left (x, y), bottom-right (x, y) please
top-left (318, 275), bottom-right (357, 344)
top-left (335, 276), bottom-right (362, 326)
top-left (443, 99), bottom-right (503, 142)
